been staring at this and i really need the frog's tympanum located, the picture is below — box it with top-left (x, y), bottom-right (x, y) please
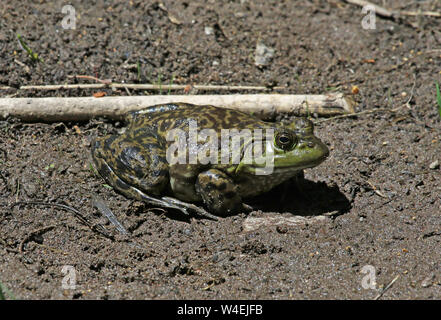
top-left (92, 103), bottom-right (329, 219)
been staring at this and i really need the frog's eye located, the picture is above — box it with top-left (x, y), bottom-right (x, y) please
top-left (275, 131), bottom-right (297, 151)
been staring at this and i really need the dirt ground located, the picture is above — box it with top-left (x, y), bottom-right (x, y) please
top-left (0, 0), bottom-right (440, 300)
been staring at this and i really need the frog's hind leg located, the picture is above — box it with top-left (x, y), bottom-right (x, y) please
top-left (92, 132), bottom-right (169, 194)
top-left (92, 134), bottom-right (218, 220)
top-left (114, 172), bottom-right (218, 220)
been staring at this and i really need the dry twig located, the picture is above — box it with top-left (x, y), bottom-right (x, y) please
top-left (343, 0), bottom-right (394, 18)
top-left (374, 275), bottom-right (400, 300)
top-left (314, 105), bottom-right (405, 124)
top-left (15, 83), bottom-right (286, 92)
top-left (11, 201), bottom-right (113, 240)
top-left (342, 0), bottom-right (440, 28)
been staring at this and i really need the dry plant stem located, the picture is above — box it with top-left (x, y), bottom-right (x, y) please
top-left (374, 275), bottom-right (400, 300)
top-left (11, 201), bottom-right (113, 239)
top-left (17, 83), bottom-right (285, 91)
top-left (343, 0), bottom-right (441, 19)
top-left (314, 105), bottom-right (405, 124)
top-left (401, 11), bottom-right (441, 18)
top-left (92, 196), bottom-right (129, 236)
top-left (343, 0), bottom-right (394, 18)
top-left (68, 75), bottom-right (112, 84)
top-left (0, 94), bottom-right (355, 122)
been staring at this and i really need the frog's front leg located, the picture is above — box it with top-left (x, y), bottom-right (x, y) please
top-left (196, 169), bottom-right (248, 216)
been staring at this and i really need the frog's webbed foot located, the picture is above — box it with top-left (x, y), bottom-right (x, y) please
top-left (242, 203), bottom-right (254, 212)
top-left (132, 188), bottom-right (219, 220)
top-left (161, 196), bottom-right (219, 221)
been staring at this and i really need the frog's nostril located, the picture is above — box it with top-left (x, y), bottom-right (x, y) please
top-left (307, 141), bottom-right (315, 148)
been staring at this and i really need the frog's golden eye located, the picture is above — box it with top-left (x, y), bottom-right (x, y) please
top-left (275, 131), bottom-right (297, 151)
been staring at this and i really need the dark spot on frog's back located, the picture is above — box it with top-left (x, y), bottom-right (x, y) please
top-left (173, 117), bottom-right (192, 129)
top-left (120, 146), bottom-right (145, 165)
top-left (159, 119), bottom-right (174, 133)
top-left (205, 182), bottom-right (217, 191)
top-left (198, 118), bottom-right (208, 126)
top-left (151, 169), bottom-right (168, 178)
top-left (91, 139), bottom-right (101, 154)
top-left (218, 182), bottom-right (227, 191)
top-left (225, 191), bottom-right (236, 199)
top-left (98, 134), bottom-right (118, 150)
top-left (152, 155), bottom-right (167, 166)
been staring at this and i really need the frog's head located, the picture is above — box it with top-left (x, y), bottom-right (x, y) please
top-left (236, 118), bottom-right (329, 175)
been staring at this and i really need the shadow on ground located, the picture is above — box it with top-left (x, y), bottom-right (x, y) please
top-left (248, 177), bottom-right (351, 217)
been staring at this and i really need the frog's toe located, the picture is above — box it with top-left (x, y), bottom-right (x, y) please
top-left (161, 196), bottom-right (219, 221)
top-left (242, 203), bottom-right (254, 212)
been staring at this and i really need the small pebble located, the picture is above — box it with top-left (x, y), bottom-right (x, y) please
top-left (421, 275), bottom-right (434, 288)
top-left (254, 41), bottom-right (274, 67)
top-left (429, 160), bottom-right (439, 170)
top-left (204, 26), bottom-right (214, 35)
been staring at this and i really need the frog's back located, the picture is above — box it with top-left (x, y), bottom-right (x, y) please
top-left (128, 103), bottom-right (268, 133)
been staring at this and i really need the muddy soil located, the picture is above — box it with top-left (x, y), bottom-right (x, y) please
top-left (0, 0), bottom-right (440, 299)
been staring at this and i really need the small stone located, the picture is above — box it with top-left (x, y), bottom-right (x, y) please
top-left (204, 26), bottom-right (214, 35)
top-left (22, 181), bottom-right (38, 197)
top-left (421, 275), bottom-right (434, 288)
top-left (429, 160), bottom-right (439, 170)
top-left (254, 41), bottom-right (274, 67)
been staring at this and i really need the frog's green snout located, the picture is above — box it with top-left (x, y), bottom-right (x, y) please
top-left (311, 138), bottom-right (329, 161)
top-left (300, 137), bottom-right (329, 162)
top-left (295, 135), bottom-right (329, 168)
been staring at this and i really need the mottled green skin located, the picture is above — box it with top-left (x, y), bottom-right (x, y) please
top-left (91, 103), bottom-right (329, 218)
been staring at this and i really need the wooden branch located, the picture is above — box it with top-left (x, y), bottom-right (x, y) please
top-left (0, 94), bottom-right (355, 122)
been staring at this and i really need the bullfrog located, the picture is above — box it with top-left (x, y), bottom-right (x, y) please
top-left (91, 103), bottom-right (329, 219)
